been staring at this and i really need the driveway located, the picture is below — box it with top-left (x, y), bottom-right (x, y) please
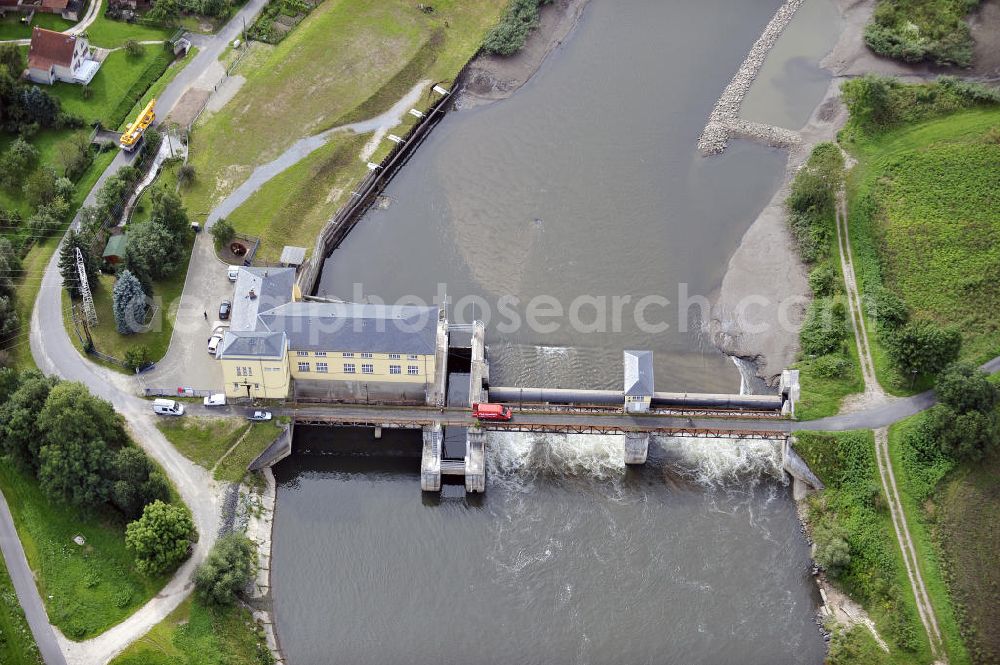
top-left (139, 233), bottom-right (233, 393)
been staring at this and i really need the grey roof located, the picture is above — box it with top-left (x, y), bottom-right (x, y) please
top-left (218, 330), bottom-right (286, 359)
top-left (230, 267), bottom-right (296, 332)
top-left (280, 246), bottom-right (307, 266)
top-left (624, 350), bottom-right (655, 396)
top-left (257, 302), bottom-right (439, 355)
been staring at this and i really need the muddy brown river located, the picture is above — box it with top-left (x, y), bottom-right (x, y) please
top-left (273, 1), bottom-right (839, 663)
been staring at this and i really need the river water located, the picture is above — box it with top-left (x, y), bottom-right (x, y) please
top-left (275, 1), bottom-right (838, 662)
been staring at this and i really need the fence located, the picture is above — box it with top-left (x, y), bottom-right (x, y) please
top-left (297, 61), bottom-right (475, 295)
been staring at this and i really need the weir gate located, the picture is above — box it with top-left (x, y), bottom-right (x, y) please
top-left (285, 322), bottom-right (804, 495)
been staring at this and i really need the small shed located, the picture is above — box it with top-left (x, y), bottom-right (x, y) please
top-left (280, 245), bottom-right (306, 269)
top-left (102, 234), bottom-right (128, 265)
top-left (624, 350), bottom-right (654, 413)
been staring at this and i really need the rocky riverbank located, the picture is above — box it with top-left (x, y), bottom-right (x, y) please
top-left (458, 0), bottom-right (589, 108)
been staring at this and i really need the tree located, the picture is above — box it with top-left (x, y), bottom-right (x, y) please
top-left (886, 320), bottom-right (962, 379)
top-left (0, 138), bottom-right (39, 190)
top-left (22, 166), bottom-right (57, 208)
top-left (210, 217), bottom-right (235, 249)
top-left (935, 361), bottom-right (998, 415)
top-left (125, 501), bottom-right (195, 576)
top-left (36, 382), bottom-right (127, 507)
top-left (0, 44), bottom-right (23, 79)
top-left (864, 285), bottom-right (908, 339)
top-left (124, 40), bottom-right (145, 57)
top-left (177, 163), bottom-right (196, 187)
top-left (110, 447), bottom-right (170, 519)
top-left (195, 533), bottom-right (257, 606)
top-left (59, 230), bottom-right (100, 299)
top-left (112, 269), bottom-right (149, 335)
top-left (149, 188), bottom-right (189, 237)
top-left (0, 237), bottom-right (22, 337)
top-left (0, 370), bottom-right (57, 467)
top-left (126, 221), bottom-right (184, 280)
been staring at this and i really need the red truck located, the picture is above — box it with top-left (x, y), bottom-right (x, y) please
top-left (472, 403), bottom-right (512, 421)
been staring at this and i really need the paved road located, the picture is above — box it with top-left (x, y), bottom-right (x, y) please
top-left (1, 3), bottom-right (268, 663)
top-left (0, 492), bottom-right (67, 665)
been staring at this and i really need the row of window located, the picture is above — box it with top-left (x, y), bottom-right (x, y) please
top-left (294, 351), bottom-right (420, 360)
top-left (296, 362), bottom-right (420, 375)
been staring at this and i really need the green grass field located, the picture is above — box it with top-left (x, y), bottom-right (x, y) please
top-left (109, 596), bottom-right (272, 665)
top-left (184, 0), bottom-right (502, 238)
top-left (0, 460), bottom-right (170, 640)
top-left (61, 235), bottom-right (193, 369)
top-left (158, 417), bottom-right (285, 483)
top-left (83, 0), bottom-right (171, 48)
top-left (845, 109), bottom-right (1000, 393)
top-left (156, 417), bottom-right (248, 469)
top-left (50, 47), bottom-right (169, 128)
top-left (0, 556), bottom-right (42, 665)
top-left (0, 12), bottom-right (73, 40)
top-left (222, 131), bottom-right (369, 260)
top-left (795, 430), bottom-right (934, 662)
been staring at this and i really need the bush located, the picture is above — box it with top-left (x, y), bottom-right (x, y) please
top-left (885, 319), bottom-right (961, 379)
top-left (863, 285), bottom-right (908, 338)
top-left (123, 345), bottom-right (151, 372)
top-left (195, 533), bottom-right (258, 606)
top-left (812, 353), bottom-right (853, 379)
top-left (864, 0), bottom-right (979, 66)
top-left (177, 163), bottom-right (196, 186)
top-left (814, 522), bottom-right (851, 575)
top-left (125, 501), bottom-right (196, 576)
top-left (786, 143), bottom-right (843, 263)
top-left (800, 298), bottom-right (849, 357)
top-left (482, 0), bottom-right (551, 56)
top-left (808, 263), bottom-right (840, 297)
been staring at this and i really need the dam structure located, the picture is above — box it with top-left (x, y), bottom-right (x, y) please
top-left (288, 319), bottom-right (804, 495)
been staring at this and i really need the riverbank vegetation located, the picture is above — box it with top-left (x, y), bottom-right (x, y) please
top-left (0, 557), bottom-right (42, 665)
top-left (0, 370), bottom-right (186, 638)
top-left (183, 0), bottom-right (503, 253)
top-left (840, 76), bottom-right (1000, 393)
top-left (885, 364), bottom-right (999, 663)
top-left (109, 595), bottom-right (273, 665)
top-left (794, 430), bottom-right (931, 661)
top-left (864, 0), bottom-right (981, 66)
top-left (784, 143), bottom-right (863, 419)
top-left (482, 0), bottom-right (552, 56)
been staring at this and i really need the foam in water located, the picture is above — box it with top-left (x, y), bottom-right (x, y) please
top-left (485, 430), bottom-right (626, 492)
top-left (656, 436), bottom-right (786, 490)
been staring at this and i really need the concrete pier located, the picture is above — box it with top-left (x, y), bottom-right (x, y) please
top-left (624, 432), bottom-right (650, 465)
top-left (420, 425), bottom-right (442, 492)
top-left (465, 428), bottom-right (486, 493)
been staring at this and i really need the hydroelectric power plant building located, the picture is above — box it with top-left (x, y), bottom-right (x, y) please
top-left (217, 267), bottom-right (444, 402)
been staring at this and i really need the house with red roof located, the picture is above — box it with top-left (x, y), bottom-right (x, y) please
top-left (25, 26), bottom-right (99, 85)
top-left (0, 0), bottom-right (83, 21)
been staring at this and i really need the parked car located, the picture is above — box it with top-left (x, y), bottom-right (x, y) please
top-left (227, 266), bottom-right (240, 282)
top-left (152, 398), bottom-right (185, 416)
top-left (219, 300), bottom-right (232, 320)
top-left (247, 410), bottom-right (272, 422)
top-left (207, 333), bottom-right (224, 354)
top-left (204, 393), bottom-right (226, 407)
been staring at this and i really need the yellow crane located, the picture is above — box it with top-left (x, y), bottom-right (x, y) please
top-left (119, 98), bottom-right (157, 152)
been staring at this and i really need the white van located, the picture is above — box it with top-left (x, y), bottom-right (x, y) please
top-left (152, 398), bottom-right (185, 416)
top-left (227, 266), bottom-right (240, 282)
